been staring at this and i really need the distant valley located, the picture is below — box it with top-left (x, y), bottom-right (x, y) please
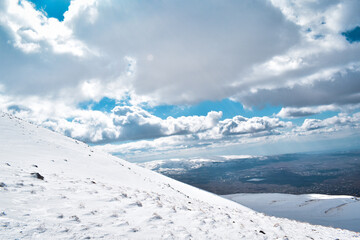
top-left (140, 151), bottom-right (360, 196)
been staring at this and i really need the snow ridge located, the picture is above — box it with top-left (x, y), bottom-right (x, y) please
top-left (0, 113), bottom-right (359, 239)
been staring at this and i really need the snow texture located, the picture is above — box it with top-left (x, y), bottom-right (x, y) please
top-left (0, 112), bottom-right (359, 239)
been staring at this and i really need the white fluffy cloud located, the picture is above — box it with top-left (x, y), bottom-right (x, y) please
top-left (32, 105), bottom-right (223, 143)
top-left (0, 0), bottom-right (90, 56)
top-left (44, 106), bottom-right (291, 144)
top-left (219, 116), bottom-right (291, 136)
top-left (297, 113), bottom-right (360, 133)
top-left (2, 94), bottom-right (291, 145)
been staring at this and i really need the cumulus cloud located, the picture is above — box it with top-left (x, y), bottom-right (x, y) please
top-left (34, 105), bottom-right (223, 143)
top-left (0, 0), bottom-right (90, 56)
top-left (296, 112), bottom-right (360, 133)
top-left (218, 116), bottom-right (291, 136)
top-left (1, 93), bottom-right (291, 146)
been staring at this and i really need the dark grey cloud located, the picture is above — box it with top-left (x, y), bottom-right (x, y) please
top-left (238, 67), bottom-right (360, 108)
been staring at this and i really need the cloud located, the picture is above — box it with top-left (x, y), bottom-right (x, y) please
top-left (238, 65), bottom-right (360, 108)
top-left (0, 0), bottom-right (301, 105)
top-left (1, 93), bottom-right (291, 147)
top-left (92, 109), bottom-right (292, 158)
top-left (0, 0), bottom-right (129, 99)
top-left (277, 105), bottom-right (338, 118)
top-left (1, 0), bottom-right (360, 110)
top-left (0, 0), bottom-right (90, 56)
top-left (1, 0), bottom-right (360, 160)
top-left (79, 0), bottom-right (300, 105)
top-left (218, 116), bottom-right (291, 136)
top-left (296, 112), bottom-right (360, 133)
top-left (230, 0), bottom-right (360, 109)
top-left (38, 105), bottom-right (223, 143)
top-left (95, 112), bottom-right (360, 160)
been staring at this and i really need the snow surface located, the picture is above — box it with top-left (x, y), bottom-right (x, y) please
top-left (0, 112), bottom-right (359, 239)
top-left (223, 193), bottom-right (360, 233)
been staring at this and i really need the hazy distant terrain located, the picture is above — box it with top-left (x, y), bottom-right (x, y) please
top-left (141, 151), bottom-right (360, 196)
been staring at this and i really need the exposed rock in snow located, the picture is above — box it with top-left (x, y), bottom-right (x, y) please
top-left (31, 172), bottom-right (44, 180)
top-left (0, 112), bottom-right (359, 239)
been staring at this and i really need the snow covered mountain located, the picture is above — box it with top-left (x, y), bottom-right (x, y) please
top-left (0, 112), bottom-right (359, 239)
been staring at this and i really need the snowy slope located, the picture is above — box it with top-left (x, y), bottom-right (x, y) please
top-left (0, 112), bottom-right (359, 240)
top-left (223, 193), bottom-right (360, 233)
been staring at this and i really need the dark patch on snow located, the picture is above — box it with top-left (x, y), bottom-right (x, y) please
top-left (0, 182), bottom-right (7, 188)
top-left (31, 172), bottom-right (44, 180)
top-left (150, 213), bottom-right (162, 220)
top-left (259, 230), bottom-right (266, 234)
top-left (70, 215), bottom-right (80, 222)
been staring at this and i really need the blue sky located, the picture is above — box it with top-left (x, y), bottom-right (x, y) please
top-left (29, 0), bottom-right (70, 21)
top-left (1, 0), bottom-right (360, 162)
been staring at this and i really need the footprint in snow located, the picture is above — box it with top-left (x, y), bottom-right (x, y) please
top-left (149, 213), bottom-right (162, 221)
top-left (70, 215), bottom-right (80, 222)
top-left (108, 197), bottom-right (119, 202)
top-left (116, 221), bottom-right (129, 227)
top-left (129, 201), bottom-right (142, 207)
top-left (129, 228), bottom-right (140, 232)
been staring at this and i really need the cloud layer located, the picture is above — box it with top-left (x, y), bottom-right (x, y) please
top-left (1, 0), bottom-right (360, 159)
top-left (1, 0), bottom-right (360, 108)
